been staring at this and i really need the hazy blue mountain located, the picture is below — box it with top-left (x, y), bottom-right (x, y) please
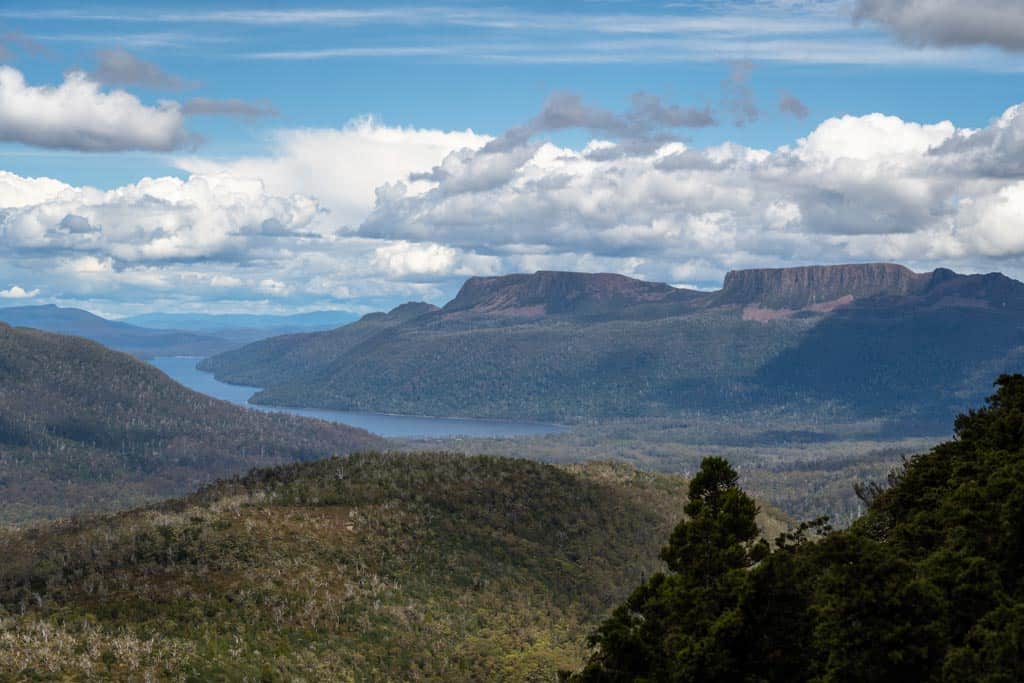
top-left (123, 310), bottom-right (360, 336)
top-left (0, 304), bottom-right (233, 358)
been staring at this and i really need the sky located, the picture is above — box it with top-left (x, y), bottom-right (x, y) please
top-left (1, 0), bottom-right (1023, 316)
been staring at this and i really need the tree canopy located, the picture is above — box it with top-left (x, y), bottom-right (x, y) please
top-left (575, 374), bottom-right (1024, 682)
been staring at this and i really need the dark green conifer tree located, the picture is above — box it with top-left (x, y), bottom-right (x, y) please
top-left (576, 456), bottom-right (767, 682)
top-left (574, 375), bottom-right (1024, 683)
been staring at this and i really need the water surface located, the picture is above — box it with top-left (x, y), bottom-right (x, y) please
top-left (150, 356), bottom-right (567, 439)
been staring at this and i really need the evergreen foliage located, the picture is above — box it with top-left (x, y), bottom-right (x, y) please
top-left (576, 374), bottom-right (1024, 682)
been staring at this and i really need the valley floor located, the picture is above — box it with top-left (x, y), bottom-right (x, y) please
top-left (396, 413), bottom-right (945, 524)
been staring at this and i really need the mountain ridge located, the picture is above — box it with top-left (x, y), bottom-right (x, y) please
top-left (201, 262), bottom-right (1024, 424)
top-left (0, 304), bottom-right (233, 358)
top-left (0, 305), bottom-right (366, 358)
top-left (443, 270), bottom-right (692, 318)
top-left (714, 262), bottom-right (931, 309)
top-left (443, 263), bottom-right (1018, 316)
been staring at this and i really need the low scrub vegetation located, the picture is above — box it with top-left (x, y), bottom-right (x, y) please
top-left (0, 453), bottom-right (787, 680)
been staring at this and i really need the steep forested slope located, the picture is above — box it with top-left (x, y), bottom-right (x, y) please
top-left (757, 270), bottom-right (1024, 423)
top-left (199, 301), bottom-right (440, 390)
top-left (0, 453), bottom-right (787, 680)
top-left (0, 324), bottom-right (384, 523)
top-left (203, 264), bottom-right (1024, 425)
top-left (211, 308), bottom-right (812, 420)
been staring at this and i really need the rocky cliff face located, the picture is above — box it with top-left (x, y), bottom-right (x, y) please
top-left (357, 302), bottom-right (438, 325)
top-left (444, 271), bottom-right (687, 316)
top-left (440, 264), bottom-right (1002, 317)
top-left (714, 263), bottom-right (934, 309)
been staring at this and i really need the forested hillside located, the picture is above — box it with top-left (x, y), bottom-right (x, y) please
top-left (202, 264), bottom-right (1024, 427)
top-left (0, 324), bottom-right (384, 524)
top-left (0, 453), bottom-right (786, 680)
top-left (576, 375), bottom-right (1024, 682)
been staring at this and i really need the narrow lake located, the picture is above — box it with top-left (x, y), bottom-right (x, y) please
top-left (149, 356), bottom-right (568, 439)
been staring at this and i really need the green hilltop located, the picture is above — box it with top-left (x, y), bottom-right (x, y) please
top-left (0, 452), bottom-right (786, 681)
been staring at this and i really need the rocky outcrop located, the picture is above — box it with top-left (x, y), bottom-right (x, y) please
top-left (358, 301), bottom-right (439, 324)
top-left (439, 264), bottom-right (1000, 317)
top-left (443, 271), bottom-right (687, 316)
top-left (714, 263), bottom-right (933, 309)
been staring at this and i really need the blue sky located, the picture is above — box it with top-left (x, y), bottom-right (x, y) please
top-left (1, 1), bottom-right (1023, 315)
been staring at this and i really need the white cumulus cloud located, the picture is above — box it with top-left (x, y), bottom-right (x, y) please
top-left (0, 66), bottom-right (192, 152)
top-left (0, 285), bottom-right (39, 299)
top-left (372, 241), bottom-right (501, 278)
top-left (0, 172), bottom-right (321, 261)
top-left (176, 117), bottom-right (490, 228)
top-left (360, 101), bottom-right (1024, 284)
top-left (7, 102), bottom-right (1024, 314)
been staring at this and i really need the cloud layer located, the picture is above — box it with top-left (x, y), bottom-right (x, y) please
top-left (0, 285), bottom-right (39, 299)
top-left (854, 0), bottom-right (1024, 52)
top-left (0, 171), bottom-right (323, 261)
top-left (181, 97), bottom-right (278, 118)
top-left (779, 91), bottom-right (810, 119)
top-left (361, 101), bottom-right (1024, 286)
top-left (0, 120), bottom-right (497, 312)
top-left (92, 48), bottom-right (189, 89)
top-left (5, 101), bottom-right (1024, 313)
top-left (489, 91), bottom-right (716, 152)
top-left (177, 117), bottom-right (490, 227)
top-left (0, 66), bottom-right (191, 151)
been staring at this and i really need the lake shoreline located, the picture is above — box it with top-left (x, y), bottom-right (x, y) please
top-left (149, 356), bottom-right (569, 439)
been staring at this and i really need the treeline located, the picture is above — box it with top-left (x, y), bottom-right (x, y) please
top-left (574, 375), bottom-right (1024, 681)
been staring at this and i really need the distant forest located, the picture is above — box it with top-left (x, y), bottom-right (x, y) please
top-left (203, 267), bottom-right (1024, 428)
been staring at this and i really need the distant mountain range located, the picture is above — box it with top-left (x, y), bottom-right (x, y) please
top-left (122, 310), bottom-right (360, 340)
top-left (201, 263), bottom-right (1024, 427)
top-left (0, 323), bottom-right (383, 523)
top-left (0, 305), bottom-right (360, 358)
top-left (0, 304), bottom-right (231, 358)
